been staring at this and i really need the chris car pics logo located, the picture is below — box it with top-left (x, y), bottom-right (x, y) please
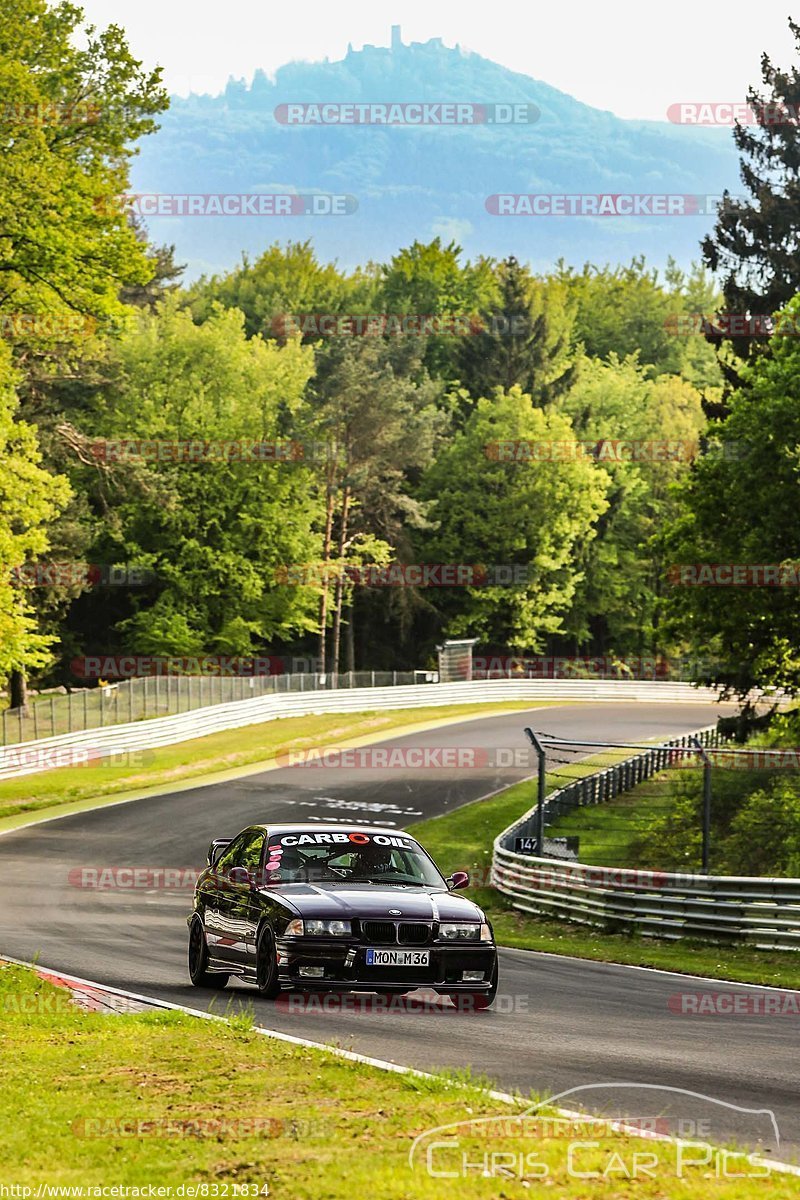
top-left (410, 1084), bottom-right (780, 1183)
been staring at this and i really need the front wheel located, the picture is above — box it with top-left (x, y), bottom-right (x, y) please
top-left (255, 924), bottom-right (282, 999)
top-left (188, 916), bottom-right (229, 989)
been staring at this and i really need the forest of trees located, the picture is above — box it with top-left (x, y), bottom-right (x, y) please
top-left (3, 2), bottom-right (800, 703)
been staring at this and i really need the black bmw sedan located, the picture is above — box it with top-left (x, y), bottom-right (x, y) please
top-left (187, 823), bottom-right (498, 1008)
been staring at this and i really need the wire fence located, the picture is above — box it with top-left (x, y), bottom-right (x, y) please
top-left (507, 725), bottom-right (800, 877)
top-left (0, 670), bottom-right (431, 747)
top-left (492, 724), bottom-right (800, 944)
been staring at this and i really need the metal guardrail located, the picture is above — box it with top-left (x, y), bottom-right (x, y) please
top-left (492, 724), bottom-right (800, 950)
top-left (0, 679), bottom-right (731, 779)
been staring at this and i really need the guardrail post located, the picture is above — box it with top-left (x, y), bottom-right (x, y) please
top-left (524, 727), bottom-right (547, 853)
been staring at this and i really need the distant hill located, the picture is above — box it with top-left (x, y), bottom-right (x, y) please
top-left (131, 28), bottom-right (741, 279)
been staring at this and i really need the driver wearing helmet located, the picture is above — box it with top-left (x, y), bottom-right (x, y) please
top-left (350, 841), bottom-right (393, 879)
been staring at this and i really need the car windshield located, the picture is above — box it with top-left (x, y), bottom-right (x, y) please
top-left (261, 830), bottom-right (446, 887)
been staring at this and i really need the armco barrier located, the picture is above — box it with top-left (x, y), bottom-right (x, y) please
top-left (0, 679), bottom-right (729, 779)
top-left (492, 723), bottom-right (800, 949)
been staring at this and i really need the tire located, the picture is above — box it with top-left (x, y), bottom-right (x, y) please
top-left (255, 924), bottom-right (282, 999)
top-left (188, 916), bottom-right (229, 989)
top-left (448, 959), bottom-right (498, 1011)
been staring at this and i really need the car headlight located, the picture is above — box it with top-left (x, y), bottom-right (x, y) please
top-left (303, 919), bottom-right (352, 937)
top-left (438, 922), bottom-right (483, 941)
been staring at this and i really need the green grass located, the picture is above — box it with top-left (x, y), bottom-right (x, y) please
top-left (0, 700), bottom-right (555, 828)
top-left (1, 962), bottom-right (793, 1194)
top-left (543, 770), bottom-right (679, 867)
top-left (409, 773), bottom-right (800, 989)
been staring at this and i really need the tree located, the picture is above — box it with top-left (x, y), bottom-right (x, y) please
top-left (69, 300), bottom-right (323, 664)
top-left (662, 295), bottom-right (800, 698)
top-left (0, 0), bottom-right (168, 333)
top-left (458, 257), bottom-right (576, 407)
top-left (187, 242), bottom-right (368, 341)
top-left (379, 238), bottom-right (497, 379)
top-left (0, 344), bottom-right (70, 691)
top-left (418, 387), bottom-right (609, 649)
top-left (307, 337), bottom-right (445, 674)
top-left (0, 0), bottom-right (168, 696)
top-left (702, 19), bottom-right (800, 360)
top-left (556, 356), bottom-right (705, 658)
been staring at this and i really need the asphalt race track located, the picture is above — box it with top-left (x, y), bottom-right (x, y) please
top-left (2, 700), bottom-right (799, 1161)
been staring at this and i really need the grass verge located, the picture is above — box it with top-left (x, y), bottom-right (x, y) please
top-left (409, 772), bottom-right (800, 990)
top-left (0, 962), bottom-right (791, 1194)
top-left (0, 700), bottom-right (551, 829)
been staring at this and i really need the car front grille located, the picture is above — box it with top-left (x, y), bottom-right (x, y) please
top-left (398, 922), bottom-right (431, 945)
top-left (361, 920), bottom-right (396, 944)
top-left (360, 920), bottom-right (433, 945)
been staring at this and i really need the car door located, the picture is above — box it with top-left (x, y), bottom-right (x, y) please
top-left (216, 827), bottom-right (266, 966)
top-left (204, 830), bottom-right (251, 964)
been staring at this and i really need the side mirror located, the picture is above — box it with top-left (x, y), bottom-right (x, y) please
top-left (446, 871), bottom-right (469, 891)
top-left (228, 866), bottom-right (253, 886)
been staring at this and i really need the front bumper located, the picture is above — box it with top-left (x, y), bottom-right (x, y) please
top-left (276, 936), bottom-right (497, 992)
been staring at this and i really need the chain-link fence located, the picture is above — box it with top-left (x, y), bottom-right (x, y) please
top-left (511, 726), bottom-right (800, 877)
top-left (0, 670), bottom-right (431, 747)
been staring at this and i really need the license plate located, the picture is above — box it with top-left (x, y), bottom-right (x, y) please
top-left (365, 948), bottom-right (430, 967)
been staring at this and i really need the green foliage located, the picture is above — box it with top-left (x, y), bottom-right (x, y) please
top-left (702, 18), bottom-right (800, 357)
top-left (187, 241), bottom-right (372, 340)
top-left (723, 779), bottom-right (800, 876)
top-left (419, 386), bottom-right (609, 647)
top-left (556, 257), bottom-right (722, 389)
top-left (458, 257), bottom-right (576, 408)
top-left (0, 344), bottom-right (70, 676)
top-left (557, 355), bottom-right (704, 653)
top-left (83, 300), bottom-right (323, 654)
top-left (0, 0), bottom-right (168, 341)
top-left (663, 295), bottom-right (800, 697)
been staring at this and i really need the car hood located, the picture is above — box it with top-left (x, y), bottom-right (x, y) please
top-left (262, 884), bottom-right (485, 922)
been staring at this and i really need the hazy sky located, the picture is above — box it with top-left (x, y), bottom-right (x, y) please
top-left (76, 0), bottom-right (795, 120)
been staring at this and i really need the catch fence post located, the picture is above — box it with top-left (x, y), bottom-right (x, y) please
top-left (691, 736), bottom-right (713, 873)
top-left (524, 727), bottom-right (547, 854)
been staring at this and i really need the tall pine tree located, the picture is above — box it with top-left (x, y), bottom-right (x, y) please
top-left (702, 18), bottom-right (800, 384)
top-left (458, 257), bottom-right (575, 408)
